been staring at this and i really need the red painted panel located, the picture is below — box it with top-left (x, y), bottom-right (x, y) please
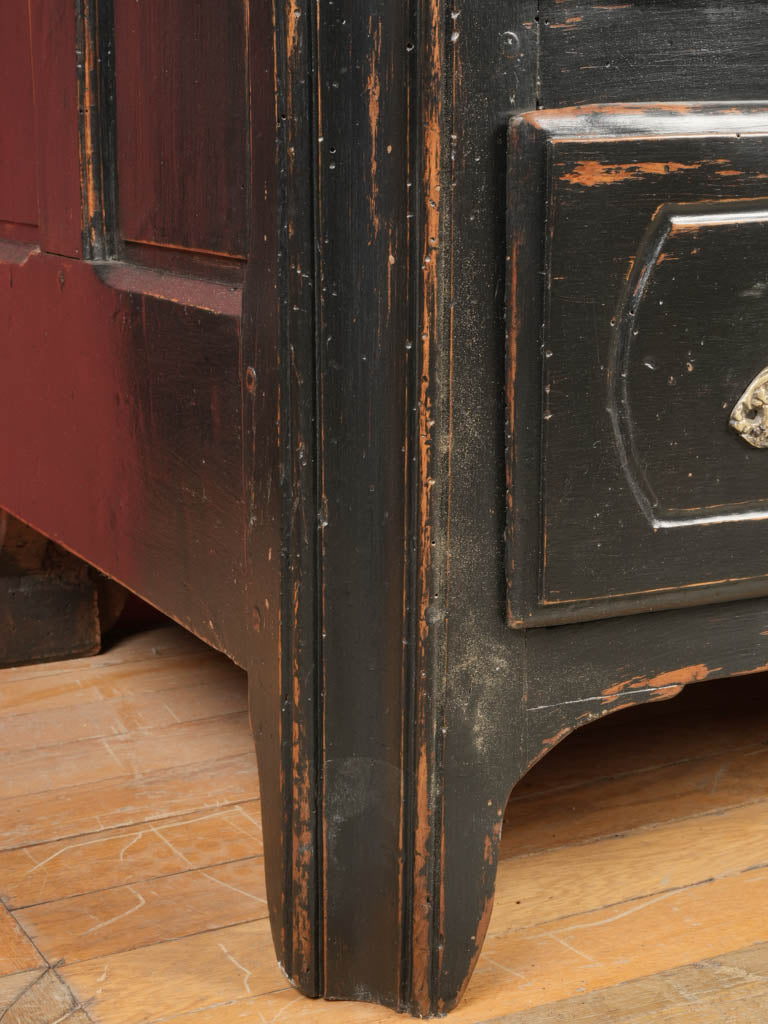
top-left (0, 246), bottom-right (246, 664)
top-left (114, 0), bottom-right (249, 258)
top-left (0, 1), bottom-right (39, 231)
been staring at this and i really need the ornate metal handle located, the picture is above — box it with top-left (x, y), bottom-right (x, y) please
top-left (730, 367), bottom-right (768, 448)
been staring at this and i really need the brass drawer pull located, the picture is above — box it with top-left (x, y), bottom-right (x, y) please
top-left (730, 369), bottom-right (768, 448)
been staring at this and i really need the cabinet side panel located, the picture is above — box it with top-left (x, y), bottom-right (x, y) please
top-left (114, 0), bottom-right (249, 257)
top-left (0, 1), bottom-right (38, 235)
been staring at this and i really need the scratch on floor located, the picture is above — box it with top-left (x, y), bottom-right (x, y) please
top-left (158, 805), bottom-right (258, 837)
top-left (118, 831), bottom-right (144, 862)
top-left (225, 806), bottom-right (264, 840)
top-left (482, 956), bottom-right (526, 980)
top-left (149, 825), bottom-right (194, 868)
top-left (709, 960), bottom-right (768, 984)
top-left (710, 763), bottom-right (728, 794)
top-left (217, 943), bottom-right (253, 994)
top-left (162, 703), bottom-right (181, 723)
top-left (80, 886), bottom-right (146, 935)
top-left (25, 830), bottom-right (144, 875)
top-left (0, 966), bottom-right (82, 1024)
top-left (200, 870), bottom-right (266, 904)
top-left (231, 805), bottom-right (263, 832)
top-left (100, 738), bottom-right (127, 773)
top-left (550, 888), bottom-right (678, 935)
top-left (268, 994), bottom-right (304, 1023)
top-left (545, 932), bottom-right (597, 963)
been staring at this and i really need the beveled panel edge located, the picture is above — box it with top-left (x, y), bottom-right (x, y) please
top-left (521, 101), bottom-right (768, 142)
top-left (610, 198), bottom-right (768, 529)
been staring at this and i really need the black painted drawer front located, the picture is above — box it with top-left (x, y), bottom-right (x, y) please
top-left (539, 2), bottom-right (768, 108)
top-left (506, 103), bottom-right (768, 627)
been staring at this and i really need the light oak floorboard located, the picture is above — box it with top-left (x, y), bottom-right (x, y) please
top-left (482, 943), bottom-right (768, 1024)
top-left (61, 865), bottom-right (768, 1024)
top-left (0, 801), bottom-right (263, 909)
top-left (17, 857), bottom-right (268, 963)
top-left (0, 753), bottom-right (260, 852)
top-left (495, 800), bottom-right (768, 932)
top-left (0, 678), bottom-right (246, 752)
top-left (2, 628), bottom-right (768, 1023)
top-left (512, 673), bottom-right (768, 799)
top-left (504, 745), bottom-right (768, 857)
top-left (60, 919), bottom-right (286, 1024)
top-left (0, 712), bottom-right (253, 801)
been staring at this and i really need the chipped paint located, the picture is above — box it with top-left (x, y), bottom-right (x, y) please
top-left (602, 663), bottom-right (712, 701)
top-left (525, 684), bottom-right (685, 775)
top-left (548, 16), bottom-right (584, 29)
top-left (411, 0), bottom-right (446, 1014)
top-left (77, 0), bottom-right (110, 259)
top-left (366, 19), bottom-right (383, 233)
top-left (562, 160), bottom-right (700, 187)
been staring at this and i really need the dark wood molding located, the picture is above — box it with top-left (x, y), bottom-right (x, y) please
top-left (76, 0), bottom-right (118, 260)
top-left (243, 1), bottom-right (537, 1014)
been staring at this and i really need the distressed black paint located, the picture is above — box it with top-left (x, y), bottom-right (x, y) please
top-left (3, 2), bottom-right (768, 1017)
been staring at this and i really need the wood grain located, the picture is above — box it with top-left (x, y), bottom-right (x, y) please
top-left (0, 629), bottom-right (234, 714)
top-left (0, 250), bottom-right (247, 664)
top-left (0, 624), bottom-right (218, 678)
top-left (465, 867), bottom-right (768, 1019)
top-left (0, 574), bottom-right (100, 669)
top-left (498, 801), bottom-right (768, 932)
top-left (113, 0), bottom-right (249, 257)
top-left (506, 104), bottom-right (768, 625)
top-left (0, 678), bottom-right (246, 751)
top-left (512, 672), bottom-right (768, 799)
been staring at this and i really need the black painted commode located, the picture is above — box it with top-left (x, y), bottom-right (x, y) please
top-left (1, 1), bottom-right (768, 1015)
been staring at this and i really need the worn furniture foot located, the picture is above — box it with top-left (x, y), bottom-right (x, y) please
top-left (247, 586), bottom-right (768, 1016)
top-left (0, 512), bottom-right (125, 668)
top-left (248, 671), bottom-right (523, 1016)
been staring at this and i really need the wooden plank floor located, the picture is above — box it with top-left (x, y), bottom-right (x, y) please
top-left (1, 627), bottom-right (767, 1023)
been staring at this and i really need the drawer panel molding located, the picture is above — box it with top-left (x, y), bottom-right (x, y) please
top-left (506, 103), bottom-right (768, 627)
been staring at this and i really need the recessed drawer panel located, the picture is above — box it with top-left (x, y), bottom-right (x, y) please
top-left (506, 103), bottom-right (768, 627)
